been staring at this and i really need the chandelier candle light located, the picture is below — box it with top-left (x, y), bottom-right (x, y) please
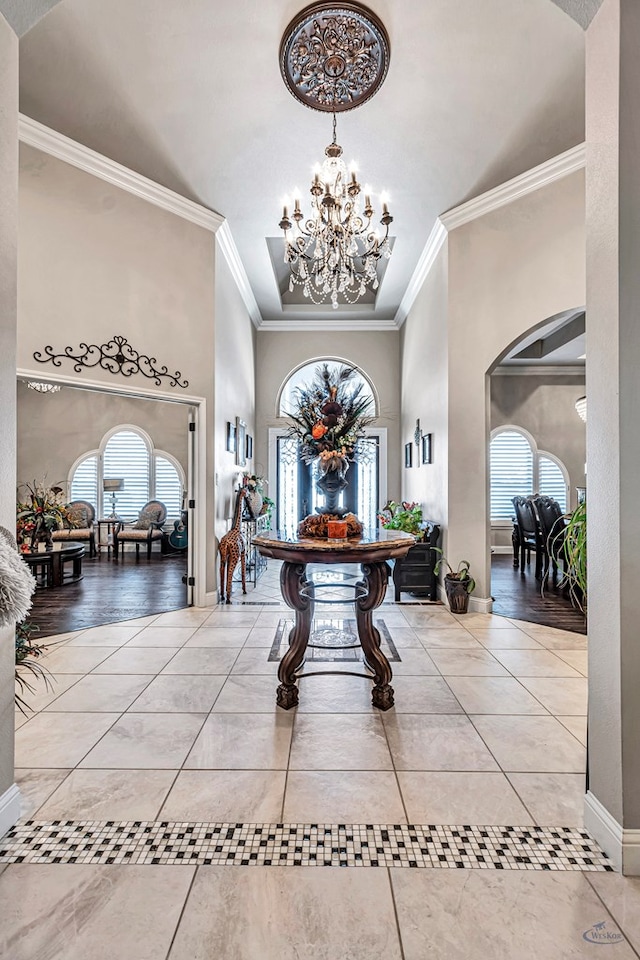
top-left (279, 114), bottom-right (392, 310)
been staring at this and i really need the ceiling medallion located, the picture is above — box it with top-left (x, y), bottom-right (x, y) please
top-left (280, 2), bottom-right (390, 112)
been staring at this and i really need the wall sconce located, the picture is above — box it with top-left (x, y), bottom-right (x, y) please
top-left (575, 396), bottom-right (587, 422)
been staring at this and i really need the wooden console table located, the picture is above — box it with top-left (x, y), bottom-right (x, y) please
top-left (252, 529), bottom-right (415, 711)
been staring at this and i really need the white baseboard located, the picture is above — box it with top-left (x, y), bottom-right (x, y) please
top-left (204, 591), bottom-right (219, 607)
top-left (469, 595), bottom-right (494, 613)
top-left (492, 546), bottom-right (513, 555)
top-left (437, 583), bottom-right (493, 614)
top-left (584, 791), bottom-right (640, 875)
top-left (0, 784), bottom-right (21, 839)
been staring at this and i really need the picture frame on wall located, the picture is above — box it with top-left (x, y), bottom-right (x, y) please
top-left (421, 433), bottom-right (433, 465)
top-left (404, 442), bottom-right (413, 468)
top-left (236, 418), bottom-right (247, 467)
top-left (246, 434), bottom-right (253, 461)
top-left (226, 421), bottom-right (236, 454)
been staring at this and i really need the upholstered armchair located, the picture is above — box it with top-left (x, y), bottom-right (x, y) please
top-left (113, 500), bottom-right (167, 560)
top-left (51, 500), bottom-right (96, 558)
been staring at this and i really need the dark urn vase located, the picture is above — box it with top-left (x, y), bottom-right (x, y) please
top-left (30, 517), bottom-right (53, 552)
top-left (444, 576), bottom-right (471, 614)
top-left (315, 459), bottom-right (349, 516)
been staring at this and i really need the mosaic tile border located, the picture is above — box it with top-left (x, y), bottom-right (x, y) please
top-left (0, 821), bottom-right (613, 871)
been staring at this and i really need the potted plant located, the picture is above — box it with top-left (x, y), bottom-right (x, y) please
top-left (379, 502), bottom-right (441, 601)
top-left (551, 500), bottom-right (586, 613)
top-left (433, 550), bottom-right (476, 614)
top-left (378, 500), bottom-right (424, 536)
top-left (16, 480), bottom-right (75, 551)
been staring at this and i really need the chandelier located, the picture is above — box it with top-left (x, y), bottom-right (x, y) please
top-left (279, 114), bottom-right (392, 309)
top-left (27, 381), bottom-right (61, 394)
top-left (278, 3), bottom-right (392, 310)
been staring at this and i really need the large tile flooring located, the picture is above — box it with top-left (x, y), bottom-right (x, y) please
top-left (3, 563), bottom-right (640, 958)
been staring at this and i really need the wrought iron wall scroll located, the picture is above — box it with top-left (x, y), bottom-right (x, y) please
top-left (34, 335), bottom-right (189, 389)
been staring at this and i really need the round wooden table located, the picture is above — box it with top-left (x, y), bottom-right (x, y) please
top-left (253, 529), bottom-right (415, 711)
top-left (22, 541), bottom-right (85, 588)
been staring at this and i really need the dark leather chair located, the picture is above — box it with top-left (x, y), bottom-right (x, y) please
top-left (511, 495), bottom-right (544, 580)
top-left (532, 495), bottom-right (567, 585)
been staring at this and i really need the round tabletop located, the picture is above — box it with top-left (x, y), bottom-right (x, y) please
top-left (23, 541), bottom-right (86, 558)
top-left (253, 527), bottom-right (416, 565)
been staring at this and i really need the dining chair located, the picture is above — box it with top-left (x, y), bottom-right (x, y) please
top-left (511, 495), bottom-right (544, 580)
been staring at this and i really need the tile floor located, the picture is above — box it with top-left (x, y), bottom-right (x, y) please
top-left (3, 562), bottom-right (640, 958)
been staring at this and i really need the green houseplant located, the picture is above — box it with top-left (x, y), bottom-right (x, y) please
top-left (551, 500), bottom-right (586, 613)
top-left (378, 501), bottom-right (424, 537)
top-left (433, 550), bottom-right (476, 614)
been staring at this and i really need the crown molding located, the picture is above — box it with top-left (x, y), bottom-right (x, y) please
top-left (216, 222), bottom-right (262, 328)
top-left (257, 318), bottom-right (400, 333)
top-left (19, 115), bottom-right (225, 233)
top-left (393, 220), bottom-right (447, 329)
top-left (18, 115), bottom-right (265, 328)
top-left (440, 143), bottom-right (586, 231)
top-left (396, 143), bottom-right (586, 328)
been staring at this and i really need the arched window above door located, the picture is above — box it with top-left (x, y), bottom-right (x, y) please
top-left (277, 358), bottom-right (378, 418)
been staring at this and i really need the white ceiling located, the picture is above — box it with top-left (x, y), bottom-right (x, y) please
top-left (10, 0), bottom-right (587, 327)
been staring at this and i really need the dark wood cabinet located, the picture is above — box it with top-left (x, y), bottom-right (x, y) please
top-left (391, 522), bottom-right (440, 601)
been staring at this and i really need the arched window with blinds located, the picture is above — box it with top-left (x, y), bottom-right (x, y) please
top-left (490, 428), bottom-right (569, 520)
top-left (68, 426), bottom-right (185, 522)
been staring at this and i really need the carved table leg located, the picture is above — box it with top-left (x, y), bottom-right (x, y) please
top-left (355, 561), bottom-right (394, 710)
top-left (277, 561), bottom-right (314, 709)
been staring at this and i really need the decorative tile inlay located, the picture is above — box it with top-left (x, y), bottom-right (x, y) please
top-left (0, 821), bottom-right (612, 870)
top-left (268, 618), bottom-right (400, 663)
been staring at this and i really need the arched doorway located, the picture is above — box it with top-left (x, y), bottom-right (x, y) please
top-left (487, 309), bottom-right (586, 628)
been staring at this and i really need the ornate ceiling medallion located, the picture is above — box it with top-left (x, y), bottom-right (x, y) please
top-left (280, 2), bottom-right (390, 113)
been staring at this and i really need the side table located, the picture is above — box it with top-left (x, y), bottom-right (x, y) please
top-left (96, 518), bottom-right (122, 558)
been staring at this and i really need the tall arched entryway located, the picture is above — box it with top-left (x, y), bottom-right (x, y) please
top-left (486, 309), bottom-right (586, 629)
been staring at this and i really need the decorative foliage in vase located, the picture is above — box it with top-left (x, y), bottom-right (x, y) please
top-left (285, 363), bottom-right (375, 468)
top-left (16, 481), bottom-right (76, 551)
top-left (285, 363), bottom-right (375, 519)
top-left (242, 473), bottom-right (267, 519)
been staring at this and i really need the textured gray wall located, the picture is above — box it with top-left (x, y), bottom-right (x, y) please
top-left (585, 0), bottom-right (640, 849)
top-left (491, 373), bottom-right (586, 504)
top-left (0, 12), bottom-right (17, 813)
top-left (255, 330), bottom-right (401, 510)
top-left (17, 382), bottom-right (188, 495)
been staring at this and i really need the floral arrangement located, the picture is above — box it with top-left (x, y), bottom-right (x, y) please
top-left (378, 501), bottom-right (424, 536)
top-left (285, 363), bottom-right (375, 468)
top-left (243, 473), bottom-right (267, 493)
top-left (16, 480), bottom-right (76, 550)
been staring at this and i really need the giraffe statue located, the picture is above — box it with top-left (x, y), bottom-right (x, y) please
top-left (219, 486), bottom-right (248, 604)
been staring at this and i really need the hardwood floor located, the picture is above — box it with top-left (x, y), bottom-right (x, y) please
top-left (491, 554), bottom-right (586, 634)
top-left (27, 550), bottom-right (585, 639)
top-left (29, 552), bottom-right (188, 637)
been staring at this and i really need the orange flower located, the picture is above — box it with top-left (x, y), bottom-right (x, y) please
top-left (311, 422), bottom-right (328, 439)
